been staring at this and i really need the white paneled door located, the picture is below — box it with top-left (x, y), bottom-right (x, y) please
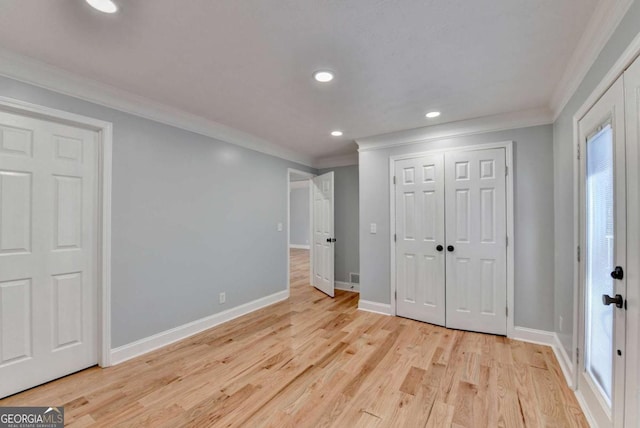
top-left (444, 148), bottom-right (507, 335)
top-left (312, 172), bottom-right (335, 297)
top-left (395, 154), bottom-right (446, 325)
top-left (577, 76), bottom-right (627, 428)
top-left (394, 147), bottom-right (507, 335)
top-left (0, 110), bottom-right (98, 398)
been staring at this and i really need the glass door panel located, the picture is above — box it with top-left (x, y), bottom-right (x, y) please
top-left (585, 124), bottom-right (614, 405)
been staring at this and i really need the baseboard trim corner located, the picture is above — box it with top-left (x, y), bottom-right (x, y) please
top-left (357, 299), bottom-right (391, 315)
top-left (110, 289), bottom-right (289, 365)
top-left (510, 327), bottom-right (575, 390)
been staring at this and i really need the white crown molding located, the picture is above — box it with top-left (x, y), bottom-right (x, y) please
top-left (313, 153), bottom-right (359, 169)
top-left (0, 48), bottom-right (314, 167)
top-left (549, 0), bottom-right (634, 120)
top-left (356, 107), bottom-right (553, 152)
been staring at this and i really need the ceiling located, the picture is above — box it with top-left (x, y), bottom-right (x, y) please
top-left (0, 0), bottom-right (598, 161)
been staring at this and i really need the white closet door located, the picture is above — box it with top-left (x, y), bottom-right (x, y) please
top-left (444, 148), bottom-right (507, 335)
top-left (0, 110), bottom-right (98, 398)
top-left (312, 171), bottom-right (334, 297)
top-left (395, 154), bottom-right (446, 326)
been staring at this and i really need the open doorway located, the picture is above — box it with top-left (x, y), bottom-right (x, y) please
top-left (287, 169), bottom-right (314, 292)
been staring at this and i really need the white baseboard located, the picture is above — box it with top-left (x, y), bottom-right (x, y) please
top-left (110, 289), bottom-right (289, 365)
top-left (510, 326), bottom-right (575, 390)
top-left (357, 300), bottom-right (391, 315)
top-left (335, 281), bottom-right (359, 293)
top-left (289, 244), bottom-right (310, 250)
top-left (574, 389), bottom-right (599, 428)
top-left (510, 326), bottom-right (556, 346)
top-left (551, 333), bottom-right (575, 389)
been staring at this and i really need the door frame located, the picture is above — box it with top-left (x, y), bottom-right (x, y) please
top-left (286, 168), bottom-right (315, 295)
top-left (388, 140), bottom-right (515, 335)
top-left (0, 96), bottom-right (113, 367)
top-left (570, 47), bottom-right (640, 426)
top-left (575, 77), bottom-right (626, 426)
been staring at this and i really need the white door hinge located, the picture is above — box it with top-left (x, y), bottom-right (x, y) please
top-left (506, 306), bottom-right (508, 317)
top-left (577, 245), bottom-right (581, 262)
top-left (394, 234), bottom-right (397, 242)
top-left (505, 166), bottom-right (508, 176)
top-left (393, 176), bottom-right (396, 185)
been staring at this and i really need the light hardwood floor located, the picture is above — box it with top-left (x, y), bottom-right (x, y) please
top-left (0, 248), bottom-right (586, 427)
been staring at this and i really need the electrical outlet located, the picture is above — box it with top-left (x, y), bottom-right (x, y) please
top-left (219, 292), bottom-right (226, 304)
top-left (370, 223), bottom-right (377, 234)
top-left (277, 222), bottom-right (283, 232)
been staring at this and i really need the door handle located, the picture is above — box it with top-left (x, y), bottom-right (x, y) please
top-left (602, 294), bottom-right (624, 308)
top-left (447, 245), bottom-right (455, 252)
top-left (611, 266), bottom-right (624, 280)
top-left (436, 245), bottom-right (444, 252)
top-left (326, 238), bottom-right (336, 243)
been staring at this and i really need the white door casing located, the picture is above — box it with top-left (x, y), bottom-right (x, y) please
top-left (623, 53), bottom-right (640, 428)
top-left (577, 75), bottom-right (626, 428)
top-left (0, 110), bottom-right (100, 398)
top-left (312, 172), bottom-right (334, 297)
top-left (444, 148), bottom-right (507, 335)
top-left (394, 154), bottom-right (446, 325)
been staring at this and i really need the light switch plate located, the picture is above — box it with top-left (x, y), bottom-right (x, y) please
top-left (370, 223), bottom-right (377, 234)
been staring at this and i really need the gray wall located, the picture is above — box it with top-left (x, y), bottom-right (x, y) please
top-left (289, 185), bottom-right (310, 246)
top-left (319, 165), bottom-right (360, 283)
top-left (0, 75), bottom-right (314, 348)
top-left (359, 125), bottom-right (555, 330)
top-left (553, 1), bottom-right (640, 354)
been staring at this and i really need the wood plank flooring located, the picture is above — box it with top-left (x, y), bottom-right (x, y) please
top-left (0, 248), bottom-right (587, 427)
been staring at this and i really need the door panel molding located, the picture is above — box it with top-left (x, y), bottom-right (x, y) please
top-left (0, 96), bottom-right (112, 373)
top-left (389, 140), bottom-right (514, 336)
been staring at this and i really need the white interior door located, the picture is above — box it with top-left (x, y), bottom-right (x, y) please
top-left (578, 76), bottom-right (626, 428)
top-left (0, 110), bottom-right (98, 398)
top-left (312, 172), bottom-right (334, 297)
top-left (444, 148), bottom-right (507, 335)
top-left (394, 154), bottom-right (446, 325)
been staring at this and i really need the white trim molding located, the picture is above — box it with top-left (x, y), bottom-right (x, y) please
top-left (355, 108), bottom-right (552, 152)
top-left (314, 153), bottom-right (359, 169)
top-left (550, 0), bottom-right (635, 119)
top-left (357, 300), bottom-right (392, 315)
top-left (289, 244), bottom-right (310, 250)
top-left (335, 281), bottom-right (360, 293)
top-left (111, 289), bottom-right (289, 365)
top-left (0, 96), bottom-right (114, 368)
top-left (0, 48), bottom-right (313, 167)
top-left (509, 327), bottom-right (575, 389)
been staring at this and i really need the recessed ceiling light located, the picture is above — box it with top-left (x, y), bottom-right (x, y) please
top-left (314, 71), bottom-right (334, 83)
top-left (425, 111), bottom-right (441, 118)
top-left (86, 0), bottom-right (118, 13)
top-left (331, 131), bottom-right (343, 137)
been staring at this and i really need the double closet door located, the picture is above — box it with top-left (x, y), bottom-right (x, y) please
top-left (395, 147), bottom-right (508, 335)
